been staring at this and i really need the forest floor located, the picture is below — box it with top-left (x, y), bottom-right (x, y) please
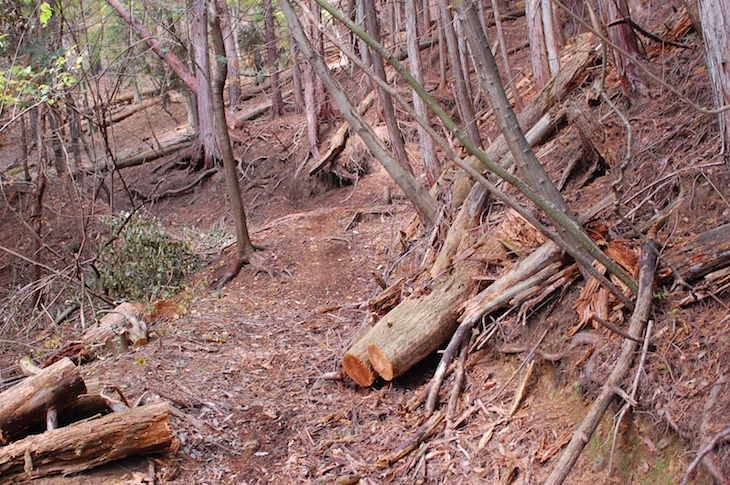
top-left (2, 4), bottom-right (730, 484)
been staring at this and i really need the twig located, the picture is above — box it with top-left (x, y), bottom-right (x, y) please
top-left (377, 412), bottom-right (444, 467)
top-left (680, 427), bottom-right (730, 485)
top-left (507, 358), bottom-right (535, 418)
top-left (545, 240), bottom-right (659, 485)
top-left (445, 339), bottom-right (469, 433)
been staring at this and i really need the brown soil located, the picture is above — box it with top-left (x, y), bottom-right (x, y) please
top-left (2, 4), bottom-right (730, 485)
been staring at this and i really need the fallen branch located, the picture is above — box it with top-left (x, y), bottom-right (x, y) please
top-left (377, 412), bottom-right (444, 467)
top-left (680, 426), bottom-right (730, 485)
top-left (544, 239), bottom-right (659, 485)
top-left (114, 134), bottom-right (195, 170)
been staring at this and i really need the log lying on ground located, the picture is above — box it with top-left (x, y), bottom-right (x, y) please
top-left (0, 402), bottom-right (177, 482)
top-left (114, 134), bottom-right (195, 170)
top-left (54, 302), bottom-right (149, 362)
top-left (342, 237), bottom-right (500, 386)
top-left (545, 241), bottom-right (658, 485)
top-left (665, 223), bottom-right (730, 283)
top-left (0, 358), bottom-right (86, 445)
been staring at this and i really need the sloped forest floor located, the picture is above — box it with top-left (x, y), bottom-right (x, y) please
top-left (1, 4), bottom-right (730, 484)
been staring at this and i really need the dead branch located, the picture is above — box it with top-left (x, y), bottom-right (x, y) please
top-left (544, 240), bottom-right (659, 485)
top-left (377, 412), bottom-right (444, 467)
top-left (681, 426), bottom-right (730, 485)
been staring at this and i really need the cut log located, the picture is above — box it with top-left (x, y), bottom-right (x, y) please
top-left (83, 302), bottom-right (148, 357)
top-left (54, 302), bottom-right (149, 362)
top-left (665, 223), bottom-right (730, 283)
top-left (0, 403), bottom-right (177, 482)
top-left (0, 358), bottom-right (86, 444)
top-left (342, 238), bottom-right (500, 386)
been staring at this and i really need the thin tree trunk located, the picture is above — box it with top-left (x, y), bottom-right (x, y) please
top-left (263, 0), bottom-right (283, 117)
top-left (491, 0), bottom-right (524, 111)
top-left (364, 0), bottom-right (413, 173)
top-left (302, 1), bottom-right (321, 158)
top-left (454, 0), bottom-right (635, 292)
top-left (281, 0), bottom-right (438, 227)
top-left (215, 0), bottom-right (241, 110)
top-left (438, 0), bottom-right (482, 147)
top-left (698, 0), bottom-right (730, 165)
top-left (541, 0), bottom-right (561, 74)
top-left (210, 7), bottom-right (256, 263)
top-left (288, 33), bottom-right (305, 112)
top-left (104, 0), bottom-right (197, 91)
top-left (406, 0), bottom-right (438, 185)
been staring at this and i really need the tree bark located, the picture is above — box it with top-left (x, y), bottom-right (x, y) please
top-left (527, 0), bottom-right (551, 89)
top-left (697, 0), bottom-right (730, 164)
top-left (263, 0), bottom-right (283, 117)
top-left (191, 0), bottom-right (217, 168)
top-left (281, 0), bottom-right (439, 228)
top-left (0, 358), bottom-right (86, 444)
top-left (211, 7), bottom-right (257, 263)
top-left (598, 0), bottom-right (643, 97)
top-left (215, 0), bottom-right (241, 110)
top-left (407, 0), bottom-right (438, 185)
top-left (0, 403), bottom-right (177, 482)
top-left (437, 0), bottom-right (483, 147)
top-left (364, 0), bottom-right (413, 173)
top-left (665, 223), bottom-right (730, 283)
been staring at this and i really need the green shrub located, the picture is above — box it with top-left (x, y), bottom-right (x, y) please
top-left (97, 212), bottom-right (200, 302)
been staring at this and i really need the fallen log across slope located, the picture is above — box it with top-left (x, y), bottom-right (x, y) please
top-left (0, 358), bottom-right (86, 445)
top-left (0, 402), bottom-right (177, 482)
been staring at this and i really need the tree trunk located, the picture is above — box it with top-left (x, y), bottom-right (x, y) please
top-left (697, 0), bottom-right (730, 164)
top-left (526, 0), bottom-right (551, 89)
top-left (289, 32), bottom-right (305, 113)
top-left (191, 0), bottom-right (217, 169)
top-left (437, 0), bottom-right (483, 147)
top-left (0, 403), bottom-right (177, 481)
top-left (598, 0), bottom-right (643, 97)
top-left (211, 7), bottom-right (257, 263)
top-left (455, 0), bottom-right (636, 293)
top-left (104, 0), bottom-right (197, 91)
top-left (0, 358), bottom-right (86, 444)
top-left (406, 0), bottom-right (438, 185)
top-left (215, 0), bottom-right (241, 110)
top-left (364, 0), bottom-right (413, 173)
top-left (263, 0), bottom-right (283, 118)
top-left (301, 2), bottom-right (321, 158)
top-left (280, 0), bottom-right (438, 228)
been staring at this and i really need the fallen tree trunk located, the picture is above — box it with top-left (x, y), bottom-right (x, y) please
top-left (0, 358), bottom-right (86, 445)
top-left (234, 89), bottom-right (294, 123)
top-left (114, 134), bottom-right (195, 170)
top-left (545, 240), bottom-right (658, 485)
top-left (0, 402), bottom-right (177, 482)
top-left (665, 223), bottom-right (730, 283)
top-left (342, 237), bottom-right (499, 386)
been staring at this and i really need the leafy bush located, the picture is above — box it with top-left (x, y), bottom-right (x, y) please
top-left (97, 212), bottom-right (200, 302)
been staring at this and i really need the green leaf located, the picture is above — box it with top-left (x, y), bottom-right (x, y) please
top-left (39, 2), bottom-right (53, 27)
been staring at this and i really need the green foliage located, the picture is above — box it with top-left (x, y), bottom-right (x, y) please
top-left (39, 2), bottom-right (53, 27)
top-left (97, 212), bottom-right (201, 302)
